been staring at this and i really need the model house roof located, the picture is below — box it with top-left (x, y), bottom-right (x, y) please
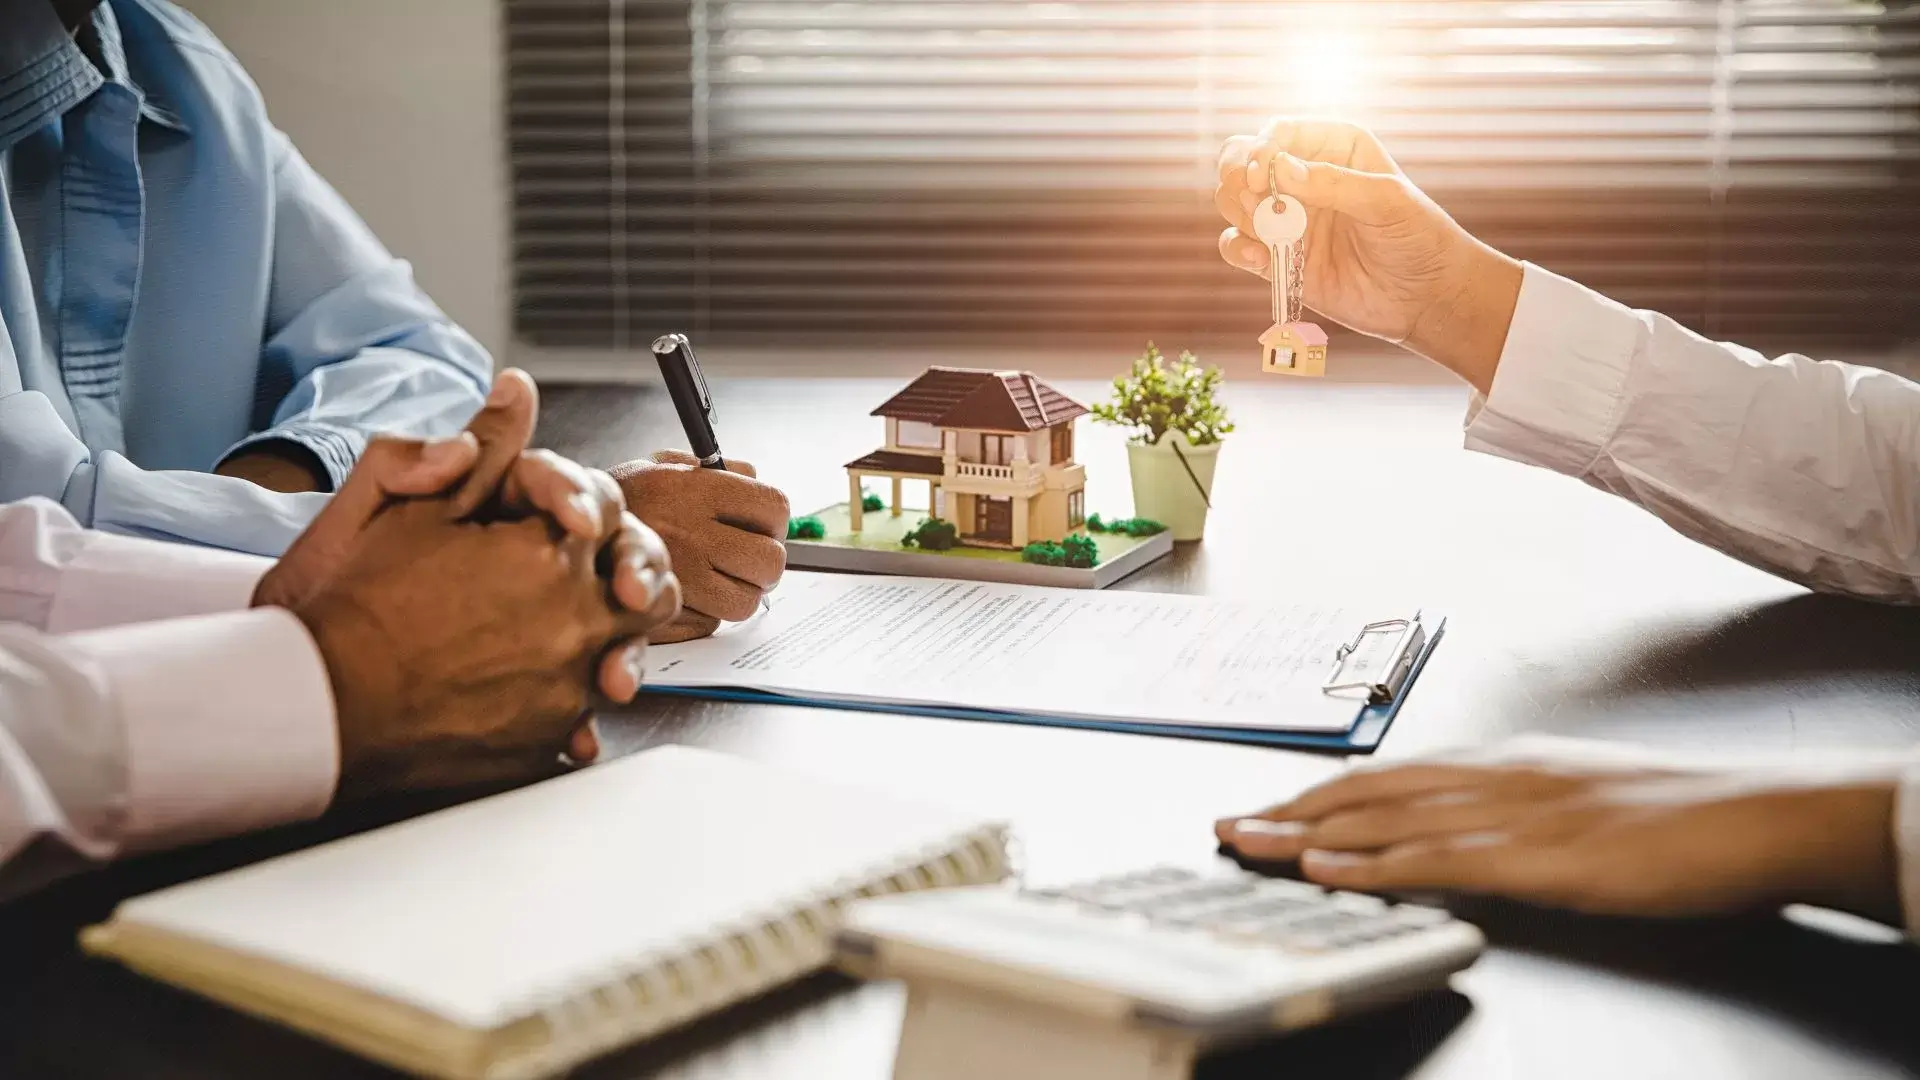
top-left (844, 450), bottom-right (945, 476)
top-left (871, 367), bottom-right (1089, 432)
top-left (1261, 322), bottom-right (1329, 347)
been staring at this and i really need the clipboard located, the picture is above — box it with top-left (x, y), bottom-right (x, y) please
top-left (642, 611), bottom-right (1444, 755)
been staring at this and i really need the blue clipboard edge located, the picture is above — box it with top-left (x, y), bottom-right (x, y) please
top-left (640, 617), bottom-right (1445, 755)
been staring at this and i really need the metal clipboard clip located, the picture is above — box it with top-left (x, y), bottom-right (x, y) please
top-left (1321, 613), bottom-right (1427, 705)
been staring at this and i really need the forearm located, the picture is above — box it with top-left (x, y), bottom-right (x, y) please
top-left (1405, 237), bottom-right (1525, 396)
top-left (1465, 264), bottom-right (1920, 603)
top-left (215, 441), bottom-right (330, 493)
top-left (0, 611), bottom-right (338, 901)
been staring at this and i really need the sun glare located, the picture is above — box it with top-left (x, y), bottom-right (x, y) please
top-left (1282, 29), bottom-right (1373, 114)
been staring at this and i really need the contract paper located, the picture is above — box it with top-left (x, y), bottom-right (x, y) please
top-left (647, 572), bottom-right (1418, 733)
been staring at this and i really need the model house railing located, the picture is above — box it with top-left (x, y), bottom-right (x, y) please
top-left (952, 461), bottom-right (1016, 481)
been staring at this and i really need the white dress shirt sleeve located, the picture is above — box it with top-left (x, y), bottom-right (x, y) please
top-left (0, 499), bottom-right (338, 900)
top-left (1466, 262), bottom-right (1920, 603)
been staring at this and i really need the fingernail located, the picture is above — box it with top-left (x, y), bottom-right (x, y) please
top-left (633, 565), bottom-right (661, 608)
top-left (569, 492), bottom-right (602, 532)
top-left (486, 374), bottom-right (520, 407)
top-left (1301, 850), bottom-right (1366, 870)
top-left (1278, 153), bottom-right (1309, 184)
top-left (624, 642), bottom-right (647, 688)
top-left (1234, 819), bottom-right (1307, 840)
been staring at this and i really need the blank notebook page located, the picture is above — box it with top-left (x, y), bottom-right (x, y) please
top-left (104, 745), bottom-right (993, 1031)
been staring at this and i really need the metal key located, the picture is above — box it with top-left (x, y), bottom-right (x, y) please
top-left (1253, 195), bottom-right (1308, 324)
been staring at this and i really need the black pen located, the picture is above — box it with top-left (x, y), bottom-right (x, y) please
top-left (651, 332), bottom-right (726, 470)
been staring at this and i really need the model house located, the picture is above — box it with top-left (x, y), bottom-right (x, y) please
top-left (1260, 322), bottom-right (1328, 377)
top-left (846, 368), bottom-right (1090, 549)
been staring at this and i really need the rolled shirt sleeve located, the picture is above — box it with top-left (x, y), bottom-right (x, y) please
top-left (217, 138), bottom-right (491, 492)
top-left (1465, 262), bottom-right (1920, 603)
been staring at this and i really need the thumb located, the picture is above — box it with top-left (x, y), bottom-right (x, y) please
top-left (282, 434), bottom-right (478, 570)
top-left (1264, 152), bottom-right (1411, 227)
top-left (449, 368), bottom-right (541, 519)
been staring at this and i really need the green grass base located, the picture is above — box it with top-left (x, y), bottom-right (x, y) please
top-left (795, 503), bottom-right (1160, 567)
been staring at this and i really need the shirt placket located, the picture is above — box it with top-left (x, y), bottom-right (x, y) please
top-left (56, 82), bottom-right (144, 450)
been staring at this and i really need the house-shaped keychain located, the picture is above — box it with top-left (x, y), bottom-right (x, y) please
top-left (1260, 322), bottom-right (1328, 377)
top-left (1253, 192), bottom-right (1328, 378)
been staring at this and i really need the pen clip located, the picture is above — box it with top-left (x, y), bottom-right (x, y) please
top-left (688, 346), bottom-right (716, 424)
top-left (653, 332), bottom-right (717, 424)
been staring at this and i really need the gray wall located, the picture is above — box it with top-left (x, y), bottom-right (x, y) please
top-left (177, 0), bottom-right (511, 366)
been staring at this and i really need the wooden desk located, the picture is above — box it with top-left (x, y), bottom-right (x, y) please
top-left (8, 375), bottom-right (1920, 1079)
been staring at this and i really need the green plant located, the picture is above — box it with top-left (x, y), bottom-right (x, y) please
top-left (901, 516), bottom-right (958, 551)
top-left (1091, 343), bottom-right (1234, 447)
top-left (1087, 515), bottom-right (1166, 537)
top-left (786, 515), bottom-right (826, 540)
top-left (1061, 534), bottom-right (1099, 568)
top-left (861, 492), bottom-right (885, 512)
top-left (1021, 541), bottom-right (1067, 566)
top-left (1023, 536), bottom-right (1099, 568)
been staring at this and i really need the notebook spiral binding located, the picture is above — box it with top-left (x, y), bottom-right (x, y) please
top-left (500, 825), bottom-right (1013, 1080)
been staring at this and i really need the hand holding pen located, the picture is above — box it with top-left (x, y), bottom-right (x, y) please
top-left (602, 333), bottom-right (791, 645)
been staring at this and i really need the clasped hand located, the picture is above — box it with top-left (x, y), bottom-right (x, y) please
top-left (254, 371), bottom-right (682, 799)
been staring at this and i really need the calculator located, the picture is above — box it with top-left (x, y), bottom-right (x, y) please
top-left (834, 865), bottom-right (1483, 1080)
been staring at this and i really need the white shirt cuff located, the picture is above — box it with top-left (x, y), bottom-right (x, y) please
top-left (1462, 262), bottom-right (1649, 477)
top-left (64, 608), bottom-right (339, 852)
top-left (47, 531), bottom-right (271, 634)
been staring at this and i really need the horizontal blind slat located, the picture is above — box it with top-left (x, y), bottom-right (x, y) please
top-left (507, 0), bottom-right (1920, 347)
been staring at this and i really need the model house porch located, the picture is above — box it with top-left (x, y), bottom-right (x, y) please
top-left (845, 368), bottom-right (1090, 550)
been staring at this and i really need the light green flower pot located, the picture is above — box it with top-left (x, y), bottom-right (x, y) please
top-left (1126, 432), bottom-right (1220, 541)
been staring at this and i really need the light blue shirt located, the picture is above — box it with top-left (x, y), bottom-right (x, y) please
top-left (0, 0), bottom-right (491, 556)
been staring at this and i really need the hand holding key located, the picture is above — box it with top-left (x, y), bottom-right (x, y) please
top-left (1215, 119), bottom-right (1523, 393)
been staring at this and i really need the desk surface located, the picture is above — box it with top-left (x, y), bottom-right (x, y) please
top-left (8, 375), bottom-right (1920, 1079)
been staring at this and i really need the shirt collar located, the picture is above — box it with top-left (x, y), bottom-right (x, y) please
top-left (87, 2), bottom-right (188, 133)
top-left (0, 0), bottom-right (188, 155)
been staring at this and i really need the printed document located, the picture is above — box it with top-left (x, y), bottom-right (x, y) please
top-left (647, 572), bottom-right (1420, 733)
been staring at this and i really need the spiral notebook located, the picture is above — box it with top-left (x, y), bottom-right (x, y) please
top-left (80, 746), bottom-right (1011, 1080)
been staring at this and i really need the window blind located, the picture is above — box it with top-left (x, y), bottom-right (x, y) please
top-left (506, 0), bottom-right (1920, 350)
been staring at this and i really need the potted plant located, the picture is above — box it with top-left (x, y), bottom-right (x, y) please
top-left (1091, 344), bottom-right (1233, 541)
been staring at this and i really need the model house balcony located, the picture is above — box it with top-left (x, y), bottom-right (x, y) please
top-left (952, 460), bottom-right (1016, 482)
top-left (942, 458), bottom-right (1045, 496)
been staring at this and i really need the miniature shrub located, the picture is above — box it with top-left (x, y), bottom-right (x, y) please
top-left (861, 493), bottom-right (885, 512)
top-left (1022, 541), bottom-right (1067, 566)
top-left (786, 515), bottom-right (827, 540)
top-left (1061, 534), bottom-right (1099, 568)
top-left (1088, 515), bottom-right (1166, 537)
top-left (902, 516), bottom-right (958, 551)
